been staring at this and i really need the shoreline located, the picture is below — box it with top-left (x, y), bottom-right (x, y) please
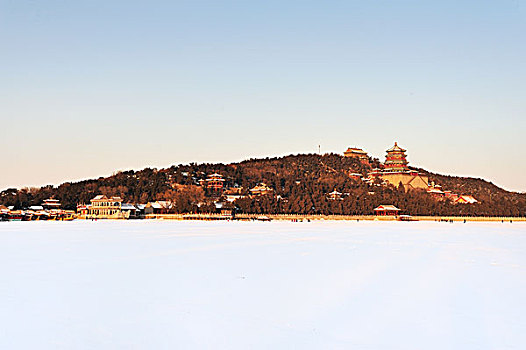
top-left (7, 214), bottom-right (526, 223)
top-left (140, 214), bottom-right (526, 222)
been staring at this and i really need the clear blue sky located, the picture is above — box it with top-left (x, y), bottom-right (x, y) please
top-left (1, 0), bottom-right (525, 192)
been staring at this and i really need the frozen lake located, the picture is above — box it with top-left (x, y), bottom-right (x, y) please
top-left (1, 220), bottom-right (525, 349)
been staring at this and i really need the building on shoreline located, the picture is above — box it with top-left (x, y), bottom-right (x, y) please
top-left (144, 201), bottom-right (173, 214)
top-left (121, 203), bottom-right (139, 217)
top-left (373, 205), bottom-right (401, 216)
top-left (88, 195), bottom-right (123, 217)
top-left (76, 204), bottom-right (90, 216)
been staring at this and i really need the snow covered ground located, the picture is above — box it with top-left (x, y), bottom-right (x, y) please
top-left (1, 220), bottom-right (525, 349)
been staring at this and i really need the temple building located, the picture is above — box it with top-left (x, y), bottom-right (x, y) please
top-left (378, 142), bottom-right (429, 191)
top-left (42, 198), bottom-right (61, 209)
top-left (427, 182), bottom-right (445, 199)
top-left (344, 147), bottom-right (369, 164)
top-left (384, 142), bottom-right (409, 172)
top-left (200, 173), bottom-right (225, 195)
top-left (223, 187), bottom-right (246, 202)
top-left (249, 183), bottom-right (274, 197)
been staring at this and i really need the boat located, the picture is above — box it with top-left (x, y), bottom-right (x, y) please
top-left (256, 215), bottom-right (272, 222)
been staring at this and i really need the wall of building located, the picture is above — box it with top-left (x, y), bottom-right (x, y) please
top-left (380, 173), bottom-right (429, 191)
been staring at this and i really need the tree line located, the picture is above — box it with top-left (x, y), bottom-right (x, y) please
top-left (2, 153), bottom-right (525, 216)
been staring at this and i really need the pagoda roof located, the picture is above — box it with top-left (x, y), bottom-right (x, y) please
top-left (373, 205), bottom-right (401, 211)
top-left (206, 177), bottom-right (225, 182)
top-left (91, 195), bottom-right (122, 202)
top-left (345, 147), bottom-right (367, 154)
top-left (386, 142), bottom-right (406, 153)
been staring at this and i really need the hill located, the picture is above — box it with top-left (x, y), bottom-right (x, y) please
top-left (1, 153), bottom-right (525, 216)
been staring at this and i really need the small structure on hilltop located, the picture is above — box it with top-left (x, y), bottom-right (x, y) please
top-left (327, 189), bottom-right (343, 201)
top-left (373, 204), bottom-right (401, 216)
top-left (344, 147), bottom-right (369, 164)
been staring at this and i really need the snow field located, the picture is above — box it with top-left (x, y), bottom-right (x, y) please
top-left (1, 220), bottom-right (525, 349)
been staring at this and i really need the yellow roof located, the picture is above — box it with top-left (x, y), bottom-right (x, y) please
top-left (345, 147), bottom-right (367, 154)
top-left (386, 142), bottom-right (406, 153)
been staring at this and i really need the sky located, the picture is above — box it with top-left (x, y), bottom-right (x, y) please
top-left (1, 0), bottom-right (525, 192)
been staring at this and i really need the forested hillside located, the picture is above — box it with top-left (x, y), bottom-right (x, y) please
top-left (2, 154), bottom-right (525, 216)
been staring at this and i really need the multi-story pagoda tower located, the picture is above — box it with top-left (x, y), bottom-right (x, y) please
top-left (384, 142), bottom-right (409, 172)
top-left (202, 173), bottom-right (225, 195)
top-left (378, 142), bottom-right (429, 191)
